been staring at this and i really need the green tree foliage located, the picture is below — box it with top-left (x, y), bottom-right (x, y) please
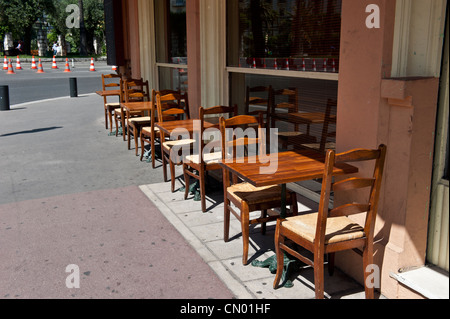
top-left (0, 0), bottom-right (55, 54)
top-left (1, 0), bottom-right (104, 55)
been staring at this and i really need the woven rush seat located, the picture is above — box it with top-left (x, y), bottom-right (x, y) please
top-left (127, 116), bottom-right (151, 125)
top-left (227, 182), bottom-right (285, 205)
top-left (184, 152), bottom-right (222, 165)
top-left (162, 139), bottom-right (195, 149)
top-left (281, 213), bottom-right (365, 245)
top-left (106, 102), bottom-right (120, 108)
top-left (141, 126), bottom-right (159, 135)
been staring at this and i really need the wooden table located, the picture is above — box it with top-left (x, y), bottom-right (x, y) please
top-left (220, 148), bottom-right (356, 194)
top-left (95, 90), bottom-right (121, 98)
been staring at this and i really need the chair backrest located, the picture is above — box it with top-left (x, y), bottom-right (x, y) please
top-left (245, 86), bottom-right (272, 115)
top-left (101, 73), bottom-right (122, 103)
top-left (219, 114), bottom-right (265, 163)
top-left (101, 73), bottom-right (121, 91)
top-left (269, 88), bottom-right (298, 114)
top-left (196, 105), bottom-right (238, 160)
top-left (156, 91), bottom-right (187, 123)
top-left (315, 144), bottom-right (387, 246)
top-left (124, 78), bottom-right (150, 103)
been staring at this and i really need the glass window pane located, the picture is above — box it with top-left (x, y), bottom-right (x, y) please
top-left (158, 66), bottom-right (188, 92)
top-left (229, 73), bottom-right (337, 153)
top-left (227, 0), bottom-right (342, 72)
top-left (154, 0), bottom-right (187, 64)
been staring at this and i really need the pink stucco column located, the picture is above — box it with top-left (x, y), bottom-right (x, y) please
top-left (336, 0), bottom-right (440, 299)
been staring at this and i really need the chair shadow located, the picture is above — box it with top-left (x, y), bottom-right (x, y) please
top-left (0, 126), bottom-right (63, 137)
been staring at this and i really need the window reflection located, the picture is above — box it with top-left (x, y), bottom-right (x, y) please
top-left (155, 0), bottom-right (187, 64)
top-left (228, 0), bottom-right (342, 72)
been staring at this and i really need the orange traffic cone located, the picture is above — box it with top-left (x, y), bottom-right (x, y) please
top-left (112, 65), bottom-right (117, 71)
top-left (52, 56), bottom-right (58, 69)
top-left (312, 59), bottom-right (317, 72)
top-left (63, 58), bottom-right (71, 73)
top-left (31, 56), bottom-right (37, 69)
top-left (323, 59), bottom-right (327, 72)
top-left (37, 58), bottom-right (45, 73)
top-left (3, 56), bottom-right (8, 70)
top-left (89, 58), bottom-right (96, 71)
top-left (15, 56), bottom-right (23, 70)
top-left (7, 59), bottom-right (15, 74)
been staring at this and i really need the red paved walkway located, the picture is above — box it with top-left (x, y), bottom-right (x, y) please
top-left (0, 186), bottom-right (234, 299)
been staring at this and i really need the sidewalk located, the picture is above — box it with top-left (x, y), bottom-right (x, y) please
top-left (0, 93), bottom-right (376, 299)
top-left (139, 174), bottom-right (372, 299)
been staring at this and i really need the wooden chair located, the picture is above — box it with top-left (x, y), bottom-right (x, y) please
top-left (273, 144), bottom-right (387, 299)
top-left (140, 89), bottom-right (182, 167)
top-left (156, 92), bottom-right (194, 193)
top-left (124, 79), bottom-right (151, 156)
top-left (182, 105), bottom-right (238, 212)
top-left (245, 86), bottom-right (272, 116)
top-left (300, 99), bottom-right (337, 153)
top-left (220, 115), bottom-right (298, 265)
top-left (113, 78), bottom-right (145, 140)
top-left (101, 73), bottom-right (122, 133)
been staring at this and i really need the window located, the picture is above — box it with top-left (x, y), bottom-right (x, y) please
top-left (154, 0), bottom-right (188, 91)
top-left (227, 0), bottom-right (342, 199)
top-left (227, 0), bottom-right (341, 154)
top-left (228, 0), bottom-right (342, 72)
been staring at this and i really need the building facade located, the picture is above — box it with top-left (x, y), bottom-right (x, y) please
top-left (106, 0), bottom-right (449, 299)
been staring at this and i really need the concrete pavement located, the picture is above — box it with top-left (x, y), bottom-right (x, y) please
top-left (0, 92), bottom-right (374, 300)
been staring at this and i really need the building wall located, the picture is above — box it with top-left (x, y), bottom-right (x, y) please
top-left (336, 0), bottom-right (446, 299)
top-left (130, 0), bottom-right (447, 298)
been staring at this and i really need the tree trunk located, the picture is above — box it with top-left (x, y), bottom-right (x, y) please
top-left (23, 26), bottom-right (33, 55)
top-left (78, 0), bottom-right (88, 56)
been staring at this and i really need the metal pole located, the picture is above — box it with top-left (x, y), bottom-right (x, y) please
top-left (69, 78), bottom-right (78, 98)
top-left (0, 85), bottom-right (11, 111)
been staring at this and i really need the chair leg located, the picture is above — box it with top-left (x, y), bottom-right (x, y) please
top-left (127, 125), bottom-right (131, 150)
top-left (170, 157), bottom-right (176, 193)
top-left (241, 202), bottom-right (250, 265)
top-left (108, 109), bottom-right (114, 133)
top-left (162, 151), bottom-right (168, 183)
top-left (314, 253), bottom-right (325, 299)
top-left (363, 242), bottom-right (375, 299)
top-left (273, 219), bottom-right (284, 289)
top-left (151, 134), bottom-right (156, 168)
top-left (183, 164), bottom-right (190, 200)
top-left (134, 128), bottom-right (139, 156)
top-left (140, 133), bottom-right (145, 161)
top-left (199, 166), bottom-right (206, 212)
top-left (114, 115), bottom-right (120, 137)
top-left (104, 108), bottom-right (108, 130)
top-left (224, 198), bottom-right (230, 242)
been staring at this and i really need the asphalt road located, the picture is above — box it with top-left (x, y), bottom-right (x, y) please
top-left (0, 60), bottom-right (112, 105)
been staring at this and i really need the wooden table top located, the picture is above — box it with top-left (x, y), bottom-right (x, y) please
top-left (155, 119), bottom-right (215, 135)
top-left (220, 149), bottom-right (357, 187)
top-left (96, 90), bottom-right (121, 97)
